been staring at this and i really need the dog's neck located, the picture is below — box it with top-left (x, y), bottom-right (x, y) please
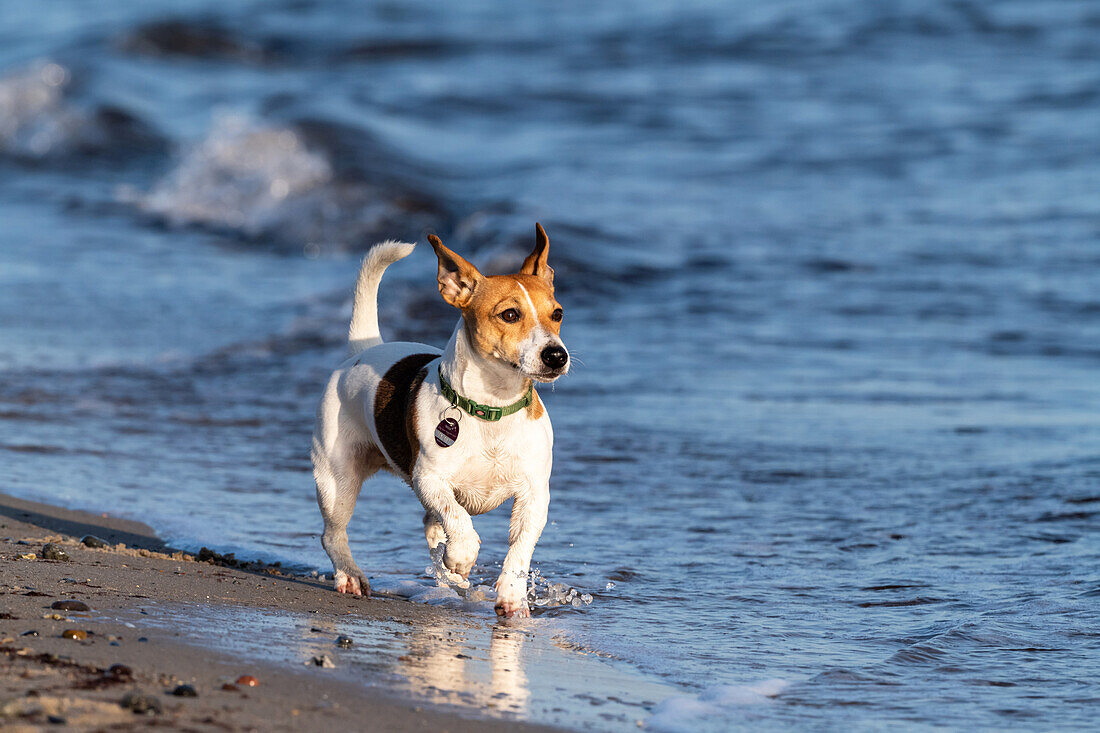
top-left (440, 318), bottom-right (531, 407)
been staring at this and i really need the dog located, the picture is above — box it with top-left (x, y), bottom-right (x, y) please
top-left (311, 224), bottom-right (568, 618)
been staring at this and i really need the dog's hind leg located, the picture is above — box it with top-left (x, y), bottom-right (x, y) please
top-left (313, 439), bottom-right (383, 596)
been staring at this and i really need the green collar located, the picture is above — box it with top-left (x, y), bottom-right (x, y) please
top-left (438, 365), bottom-right (532, 421)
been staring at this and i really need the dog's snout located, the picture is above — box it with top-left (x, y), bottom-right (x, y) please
top-left (540, 346), bottom-right (569, 370)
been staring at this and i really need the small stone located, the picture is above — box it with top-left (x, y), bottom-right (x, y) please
top-left (138, 637), bottom-right (148, 642)
top-left (108, 664), bottom-right (134, 680)
top-left (17, 553), bottom-right (36, 560)
top-left (21, 630), bottom-right (38, 637)
top-left (47, 715), bottom-right (66, 724)
top-left (221, 683), bottom-right (239, 692)
top-left (120, 692), bottom-right (162, 714)
top-left (42, 613), bottom-right (65, 620)
top-left (51, 600), bottom-right (90, 612)
top-left (81, 535), bottom-right (109, 548)
top-left (41, 544), bottom-right (71, 562)
top-left (309, 627), bottom-right (323, 633)
top-left (336, 635), bottom-right (353, 648)
top-left (310, 654), bottom-right (335, 668)
top-left (110, 641), bottom-right (120, 646)
top-left (235, 675), bottom-right (259, 687)
top-left (171, 684), bottom-right (198, 697)
top-left (61, 629), bottom-right (87, 640)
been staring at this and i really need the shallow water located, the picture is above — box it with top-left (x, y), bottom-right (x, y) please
top-left (2, 0), bottom-right (1100, 729)
top-left (109, 597), bottom-right (677, 731)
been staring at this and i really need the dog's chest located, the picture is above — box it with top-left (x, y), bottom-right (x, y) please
top-left (443, 420), bottom-right (547, 515)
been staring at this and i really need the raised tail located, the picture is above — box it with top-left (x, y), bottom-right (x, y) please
top-left (347, 241), bottom-right (416, 356)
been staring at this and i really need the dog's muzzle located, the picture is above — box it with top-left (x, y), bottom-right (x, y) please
top-left (540, 345), bottom-right (569, 371)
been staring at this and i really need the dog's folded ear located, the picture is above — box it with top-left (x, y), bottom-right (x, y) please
top-left (519, 223), bottom-right (554, 285)
top-left (428, 234), bottom-right (483, 309)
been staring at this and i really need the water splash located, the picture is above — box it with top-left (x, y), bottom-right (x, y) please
top-left (527, 568), bottom-right (593, 610)
top-left (425, 542), bottom-right (471, 590)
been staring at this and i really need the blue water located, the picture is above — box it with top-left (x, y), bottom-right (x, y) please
top-left (2, 1), bottom-right (1099, 729)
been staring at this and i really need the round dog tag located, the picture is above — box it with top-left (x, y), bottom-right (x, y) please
top-left (434, 418), bottom-right (459, 447)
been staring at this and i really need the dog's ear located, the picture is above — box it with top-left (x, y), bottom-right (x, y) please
top-left (428, 234), bottom-right (482, 309)
top-left (519, 222), bottom-right (554, 284)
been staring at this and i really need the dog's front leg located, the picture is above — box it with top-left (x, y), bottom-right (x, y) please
top-left (495, 483), bottom-right (549, 618)
top-left (413, 473), bottom-right (481, 580)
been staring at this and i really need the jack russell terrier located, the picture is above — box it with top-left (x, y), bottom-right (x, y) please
top-left (311, 224), bottom-right (568, 618)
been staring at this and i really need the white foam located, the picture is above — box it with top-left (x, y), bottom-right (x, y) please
top-left (140, 112), bottom-right (332, 236)
top-left (0, 60), bottom-right (84, 158)
top-left (646, 679), bottom-right (791, 732)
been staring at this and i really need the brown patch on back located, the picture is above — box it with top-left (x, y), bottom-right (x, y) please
top-left (405, 365), bottom-right (430, 473)
top-left (374, 353), bottom-right (437, 476)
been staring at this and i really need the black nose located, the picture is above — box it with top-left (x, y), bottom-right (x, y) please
top-left (541, 346), bottom-right (569, 370)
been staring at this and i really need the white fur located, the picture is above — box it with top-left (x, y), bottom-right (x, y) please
top-left (347, 241), bottom-right (415, 356)
top-left (312, 242), bottom-right (558, 617)
top-left (515, 281), bottom-right (569, 382)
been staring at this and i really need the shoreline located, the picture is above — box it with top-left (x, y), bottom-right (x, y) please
top-left (0, 491), bottom-right (565, 731)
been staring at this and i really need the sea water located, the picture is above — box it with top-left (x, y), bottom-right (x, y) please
top-left (2, 1), bottom-right (1099, 729)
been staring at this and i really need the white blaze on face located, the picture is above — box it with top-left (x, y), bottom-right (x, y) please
top-left (515, 281), bottom-right (568, 380)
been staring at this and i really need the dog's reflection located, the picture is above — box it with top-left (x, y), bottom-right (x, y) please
top-left (396, 621), bottom-right (530, 714)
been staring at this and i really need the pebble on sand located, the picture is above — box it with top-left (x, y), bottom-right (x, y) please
top-left (51, 600), bottom-right (91, 612)
top-left (171, 684), bottom-right (198, 697)
top-left (235, 675), bottom-right (259, 687)
top-left (120, 693), bottom-right (162, 715)
top-left (336, 635), bottom-right (353, 648)
top-left (107, 664), bottom-right (134, 680)
top-left (61, 629), bottom-right (88, 640)
top-left (310, 655), bottom-right (335, 668)
top-left (41, 543), bottom-right (71, 562)
top-left (81, 534), bottom-right (110, 548)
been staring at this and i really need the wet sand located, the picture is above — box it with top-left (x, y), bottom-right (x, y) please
top-left (0, 491), bottom-right (559, 732)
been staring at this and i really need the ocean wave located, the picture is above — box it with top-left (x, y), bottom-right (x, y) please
top-left (0, 60), bottom-right (163, 161)
top-left (133, 113), bottom-right (447, 252)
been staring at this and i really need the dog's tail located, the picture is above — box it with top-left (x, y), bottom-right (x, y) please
top-left (347, 241), bottom-right (416, 356)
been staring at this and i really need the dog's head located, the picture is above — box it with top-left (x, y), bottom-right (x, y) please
top-left (428, 223), bottom-right (568, 383)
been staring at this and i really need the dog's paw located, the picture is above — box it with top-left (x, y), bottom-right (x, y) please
top-left (494, 573), bottom-right (529, 618)
top-left (495, 600), bottom-right (530, 618)
top-left (334, 569), bottom-right (371, 597)
top-left (443, 531), bottom-right (481, 579)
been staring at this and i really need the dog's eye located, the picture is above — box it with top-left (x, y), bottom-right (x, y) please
top-left (500, 308), bottom-right (521, 323)
top-left (551, 308), bottom-right (563, 322)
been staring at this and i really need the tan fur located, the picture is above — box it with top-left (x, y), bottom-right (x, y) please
top-left (520, 222), bottom-right (554, 283)
top-left (527, 391), bottom-right (544, 420)
top-left (460, 273), bottom-right (562, 371)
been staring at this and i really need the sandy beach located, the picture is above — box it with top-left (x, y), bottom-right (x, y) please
top-left (0, 491), bottom-right (563, 732)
